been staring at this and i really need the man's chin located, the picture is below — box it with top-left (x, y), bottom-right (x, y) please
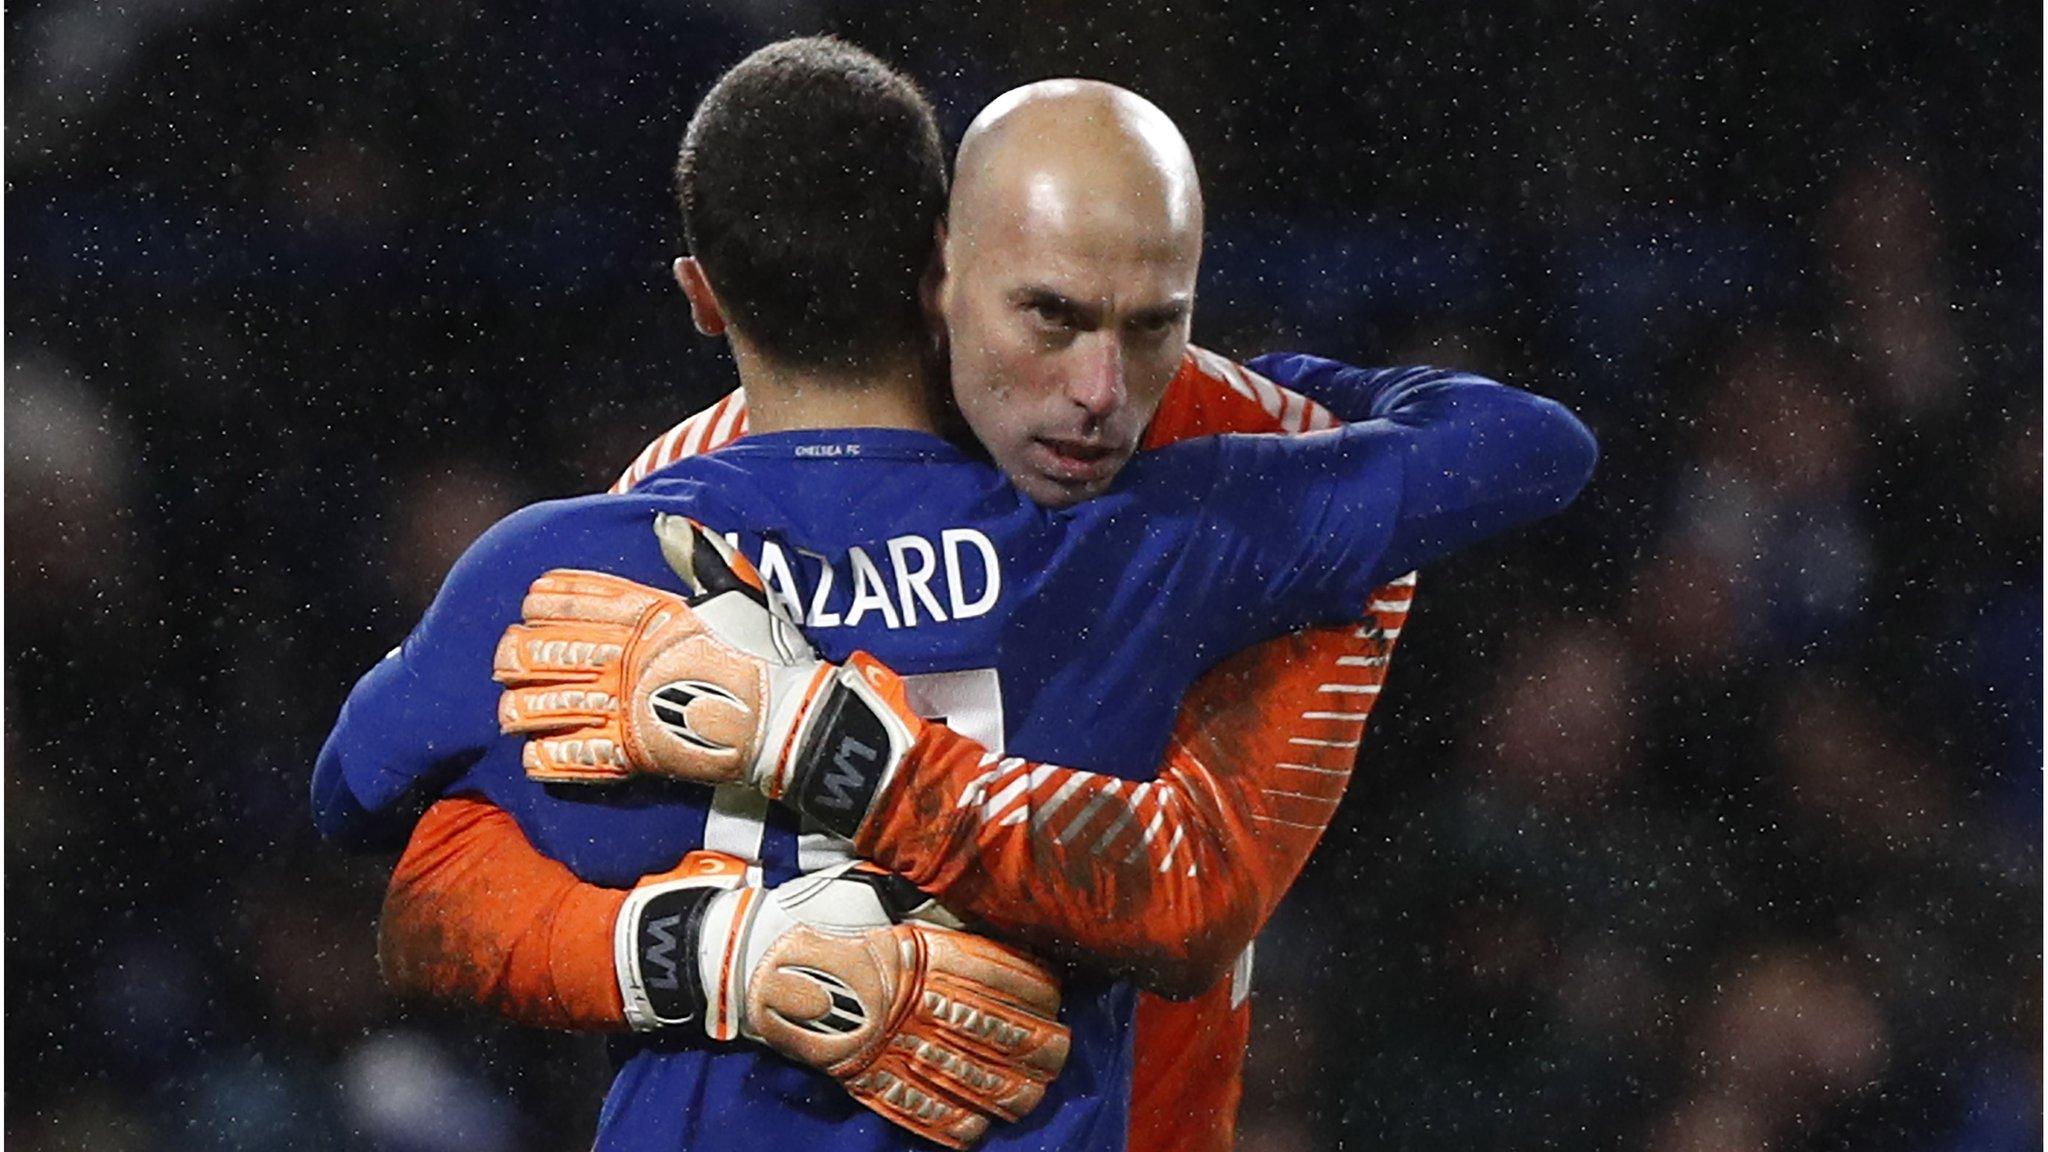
top-left (1015, 469), bottom-right (1109, 509)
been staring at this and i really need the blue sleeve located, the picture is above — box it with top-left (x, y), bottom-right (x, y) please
top-left (1248, 352), bottom-right (1452, 424)
top-left (309, 495), bottom-right (680, 850)
top-left (1169, 358), bottom-right (1597, 635)
top-left (309, 507), bottom-right (547, 849)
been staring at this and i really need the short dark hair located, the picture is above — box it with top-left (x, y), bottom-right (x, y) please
top-left (677, 37), bottom-right (946, 370)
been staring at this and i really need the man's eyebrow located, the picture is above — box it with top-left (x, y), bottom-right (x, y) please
top-left (1010, 286), bottom-right (1096, 322)
top-left (1010, 285), bottom-right (1077, 306)
top-left (1128, 298), bottom-right (1192, 325)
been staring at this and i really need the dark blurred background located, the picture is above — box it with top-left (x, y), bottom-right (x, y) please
top-left (5, 1), bottom-right (2040, 1149)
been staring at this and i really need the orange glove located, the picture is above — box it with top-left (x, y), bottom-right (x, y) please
top-left (618, 852), bottom-right (1070, 1149)
top-left (494, 515), bottom-right (925, 836)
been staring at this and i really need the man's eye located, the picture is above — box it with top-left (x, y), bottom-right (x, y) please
top-left (1028, 303), bottom-right (1073, 329)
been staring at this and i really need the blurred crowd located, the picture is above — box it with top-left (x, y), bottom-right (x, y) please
top-left (6, 1), bottom-right (2038, 1149)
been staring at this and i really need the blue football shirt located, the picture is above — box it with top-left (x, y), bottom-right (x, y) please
top-left (314, 357), bottom-right (1596, 1151)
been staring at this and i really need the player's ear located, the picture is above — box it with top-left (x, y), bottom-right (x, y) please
top-left (675, 257), bottom-right (727, 337)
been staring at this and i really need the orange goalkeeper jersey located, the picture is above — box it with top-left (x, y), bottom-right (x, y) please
top-left (380, 348), bottom-right (1413, 1152)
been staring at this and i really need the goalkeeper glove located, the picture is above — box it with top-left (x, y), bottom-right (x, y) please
top-left (494, 514), bottom-right (926, 837)
top-left (616, 851), bottom-right (1069, 1149)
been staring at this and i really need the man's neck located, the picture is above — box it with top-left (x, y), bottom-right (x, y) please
top-left (731, 339), bottom-right (941, 436)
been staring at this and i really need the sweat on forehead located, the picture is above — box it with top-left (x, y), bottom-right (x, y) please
top-left (948, 80), bottom-right (1203, 249)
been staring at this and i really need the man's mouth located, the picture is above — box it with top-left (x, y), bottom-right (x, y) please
top-left (1031, 436), bottom-right (1124, 486)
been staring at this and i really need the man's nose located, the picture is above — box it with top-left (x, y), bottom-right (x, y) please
top-left (1066, 337), bottom-right (1127, 419)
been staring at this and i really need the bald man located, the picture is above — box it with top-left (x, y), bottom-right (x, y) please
top-left (937, 79), bottom-right (1204, 507)
top-left (322, 39), bottom-right (1596, 1152)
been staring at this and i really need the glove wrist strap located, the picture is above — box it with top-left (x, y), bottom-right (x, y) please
top-left (615, 881), bottom-right (722, 1032)
top-left (781, 665), bottom-right (918, 838)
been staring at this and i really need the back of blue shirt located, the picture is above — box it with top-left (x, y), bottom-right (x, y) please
top-left (314, 362), bottom-right (1596, 1152)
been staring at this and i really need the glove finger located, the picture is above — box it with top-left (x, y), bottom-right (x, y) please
top-left (493, 622), bottom-right (630, 684)
top-left (522, 569), bottom-right (673, 626)
top-left (521, 730), bottom-right (632, 784)
top-left (655, 514), bottom-right (769, 599)
top-left (888, 1028), bottom-right (1050, 1123)
top-left (918, 971), bottom-right (1072, 1082)
top-left (920, 931), bottom-right (1065, 1019)
top-left (498, 684), bottom-right (621, 734)
top-left (757, 926), bottom-right (1031, 1136)
top-left (843, 1058), bottom-right (991, 1150)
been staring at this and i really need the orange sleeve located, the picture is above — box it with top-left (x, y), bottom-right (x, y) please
top-left (379, 795), bottom-right (630, 1030)
top-left (1130, 983), bottom-right (1249, 1152)
top-left (854, 349), bottom-right (1416, 996)
top-left (858, 585), bottom-right (1410, 996)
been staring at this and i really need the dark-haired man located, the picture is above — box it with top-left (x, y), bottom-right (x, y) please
top-left (315, 37), bottom-right (1596, 1152)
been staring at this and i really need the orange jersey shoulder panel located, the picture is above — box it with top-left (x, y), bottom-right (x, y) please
top-left (611, 389), bottom-right (751, 493)
top-left (1144, 346), bottom-right (1342, 447)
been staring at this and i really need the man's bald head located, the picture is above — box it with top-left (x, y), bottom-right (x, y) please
top-left (936, 80), bottom-right (1204, 507)
top-left (950, 80), bottom-right (1202, 256)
